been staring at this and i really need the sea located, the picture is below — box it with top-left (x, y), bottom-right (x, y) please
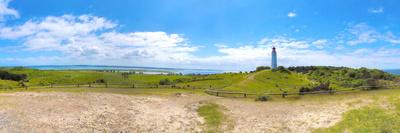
top-left (25, 65), bottom-right (225, 75)
top-left (383, 69), bottom-right (400, 75)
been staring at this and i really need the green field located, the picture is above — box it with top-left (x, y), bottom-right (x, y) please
top-left (223, 70), bottom-right (311, 93)
top-left (0, 67), bottom-right (398, 95)
top-left (0, 68), bottom-right (314, 94)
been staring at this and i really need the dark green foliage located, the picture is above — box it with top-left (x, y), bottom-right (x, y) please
top-left (274, 66), bottom-right (290, 73)
top-left (299, 83), bottom-right (333, 94)
top-left (95, 79), bottom-right (106, 83)
top-left (255, 95), bottom-right (271, 101)
top-left (256, 66), bottom-right (271, 72)
top-left (159, 79), bottom-right (172, 85)
top-left (121, 72), bottom-right (130, 78)
top-left (0, 70), bottom-right (27, 81)
top-left (364, 79), bottom-right (379, 90)
top-left (288, 66), bottom-right (395, 89)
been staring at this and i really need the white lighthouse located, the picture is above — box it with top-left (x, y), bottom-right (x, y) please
top-left (271, 47), bottom-right (277, 69)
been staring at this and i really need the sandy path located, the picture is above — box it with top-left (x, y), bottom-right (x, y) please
top-left (0, 92), bottom-right (371, 133)
top-left (0, 92), bottom-right (206, 132)
top-left (217, 98), bottom-right (371, 133)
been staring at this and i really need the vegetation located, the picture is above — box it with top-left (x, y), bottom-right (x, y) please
top-left (0, 70), bottom-right (27, 81)
top-left (0, 66), bottom-right (397, 96)
top-left (256, 66), bottom-right (270, 72)
top-left (223, 70), bottom-right (310, 93)
top-left (315, 96), bottom-right (400, 133)
top-left (0, 79), bottom-right (18, 89)
top-left (255, 95), bottom-right (271, 101)
top-left (197, 103), bottom-right (226, 133)
top-left (288, 66), bottom-right (395, 89)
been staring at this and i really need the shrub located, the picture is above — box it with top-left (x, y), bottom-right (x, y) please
top-left (255, 95), bottom-right (271, 101)
top-left (0, 70), bottom-right (27, 81)
top-left (256, 66), bottom-right (271, 72)
top-left (159, 79), bottom-right (172, 85)
top-left (95, 79), bottom-right (106, 83)
top-left (277, 66), bottom-right (291, 73)
top-left (364, 78), bottom-right (379, 90)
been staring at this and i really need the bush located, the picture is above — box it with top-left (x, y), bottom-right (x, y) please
top-left (159, 79), bottom-right (172, 85)
top-left (364, 79), bottom-right (379, 90)
top-left (256, 66), bottom-right (271, 72)
top-left (0, 70), bottom-right (27, 81)
top-left (255, 95), bottom-right (271, 101)
top-left (95, 79), bottom-right (106, 83)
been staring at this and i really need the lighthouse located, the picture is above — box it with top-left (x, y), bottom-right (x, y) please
top-left (271, 47), bottom-right (277, 69)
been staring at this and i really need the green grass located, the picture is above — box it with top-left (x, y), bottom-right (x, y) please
top-left (223, 70), bottom-right (311, 94)
top-left (0, 67), bottom-right (398, 97)
top-left (2, 68), bottom-right (190, 86)
top-left (314, 94), bottom-right (400, 133)
top-left (197, 103), bottom-right (226, 133)
top-left (0, 80), bottom-right (18, 89)
top-left (179, 73), bottom-right (247, 89)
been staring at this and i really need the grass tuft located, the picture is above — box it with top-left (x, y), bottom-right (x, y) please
top-left (197, 103), bottom-right (225, 133)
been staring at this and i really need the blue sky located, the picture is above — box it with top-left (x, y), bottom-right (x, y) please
top-left (0, 0), bottom-right (400, 70)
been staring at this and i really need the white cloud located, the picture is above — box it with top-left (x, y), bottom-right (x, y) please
top-left (0, 15), bottom-right (198, 67)
top-left (0, 0), bottom-right (18, 21)
top-left (344, 23), bottom-right (400, 45)
top-left (258, 37), bottom-right (309, 49)
top-left (312, 39), bottom-right (328, 49)
top-left (369, 7), bottom-right (384, 13)
top-left (287, 12), bottom-right (297, 18)
top-left (346, 23), bottom-right (380, 45)
top-left (384, 32), bottom-right (400, 44)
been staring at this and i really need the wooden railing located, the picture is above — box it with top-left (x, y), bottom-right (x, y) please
top-left (205, 83), bottom-right (400, 98)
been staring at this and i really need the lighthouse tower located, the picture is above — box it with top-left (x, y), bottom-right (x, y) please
top-left (271, 47), bottom-right (277, 69)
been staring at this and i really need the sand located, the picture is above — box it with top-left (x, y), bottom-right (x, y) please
top-left (0, 92), bottom-right (370, 133)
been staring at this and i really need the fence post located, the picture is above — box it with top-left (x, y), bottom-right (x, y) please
top-left (50, 83), bottom-right (53, 88)
top-left (132, 84), bottom-right (135, 88)
top-left (329, 89), bottom-right (335, 95)
top-left (77, 84), bottom-right (80, 88)
top-left (216, 92), bottom-right (219, 96)
top-left (282, 91), bottom-right (287, 98)
top-left (89, 83), bottom-right (91, 88)
top-left (244, 93), bottom-right (247, 98)
top-left (105, 83), bottom-right (108, 88)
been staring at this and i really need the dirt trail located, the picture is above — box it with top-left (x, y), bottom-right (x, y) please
top-left (0, 92), bottom-right (207, 132)
top-left (217, 98), bottom-right (371, 133)
top-left (0, 92), bottom-right (370, 132)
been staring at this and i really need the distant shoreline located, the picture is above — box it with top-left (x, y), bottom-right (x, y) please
top-left (14, 65), bottom-right (226, 75)
top-left (383, 69), bottom-right (400, 75)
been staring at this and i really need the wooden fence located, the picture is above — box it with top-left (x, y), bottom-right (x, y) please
top-left (205, 83), bottom-right (400, 98)
top-left (19, 82), bottom-right (207, 90)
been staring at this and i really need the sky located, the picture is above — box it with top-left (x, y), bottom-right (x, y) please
top-left (0, 0), bottom-right (400, 70)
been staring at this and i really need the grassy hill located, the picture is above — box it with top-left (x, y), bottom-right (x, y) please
top-left (222, 70), bottom-right (311, 93)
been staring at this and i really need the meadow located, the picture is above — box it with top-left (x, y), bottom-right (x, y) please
top-left (0, 66), bottom-right (398, 95)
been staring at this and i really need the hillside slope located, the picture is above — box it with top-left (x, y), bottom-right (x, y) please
top-left (222, 70), bottom-right (311, 93)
